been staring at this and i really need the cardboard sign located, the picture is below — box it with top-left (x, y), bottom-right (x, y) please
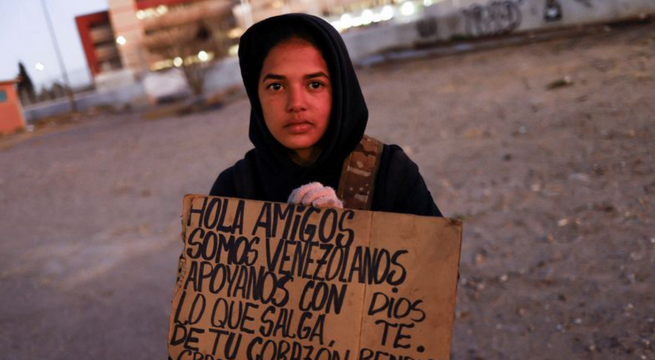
top-left (168, 195), bottom-right (462, 360)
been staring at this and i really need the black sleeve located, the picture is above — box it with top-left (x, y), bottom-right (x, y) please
top-left (209, 151), bottom-right (262, 199)
top-left (209, 166), bottom-right (237, 197)
top-left (372, 144), bottom-right (443, 217)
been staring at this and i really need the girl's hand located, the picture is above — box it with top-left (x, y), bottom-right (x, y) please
top-left (287, 182), bottom-right (343, 209)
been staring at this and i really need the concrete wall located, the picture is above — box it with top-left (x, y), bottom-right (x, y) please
top-left (23, 82), bottom-right (146, 123)
top-left (202, 57), bottom-right (243, 94)
top-left (22, 59), bottom-right (243, 123)
top-left (345, 0), bottom-right (655, 60)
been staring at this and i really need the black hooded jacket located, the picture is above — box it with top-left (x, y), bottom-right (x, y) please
top-left (210, 14), bottom-right (442, 217)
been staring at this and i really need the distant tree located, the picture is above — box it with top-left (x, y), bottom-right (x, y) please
top-left (144, 13), bottom-right (236, 95)
top-left (38, 87), bottom-right (54, 102)
top-left (17, 62), bottom-right (36, 104)
top-left (51, 82), bottom-right (66, 98)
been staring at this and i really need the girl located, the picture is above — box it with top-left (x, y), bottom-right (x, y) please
top-left (210, 13), bottom-right (442, 217)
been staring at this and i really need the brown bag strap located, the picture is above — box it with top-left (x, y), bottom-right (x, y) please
top-left (337, 135), bottom-right (384, 210)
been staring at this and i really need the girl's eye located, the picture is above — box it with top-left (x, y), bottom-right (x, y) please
top-left (267, 83), bottom-right (283, 91)
top-left (308, 81), bottom-right (323, 90)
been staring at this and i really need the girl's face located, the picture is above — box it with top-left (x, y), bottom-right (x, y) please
top-left (258, 38), bottom-right (332, 165)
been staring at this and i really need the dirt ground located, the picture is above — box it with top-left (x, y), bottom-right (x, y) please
top-left (1, 21), bottom-right (653, 360)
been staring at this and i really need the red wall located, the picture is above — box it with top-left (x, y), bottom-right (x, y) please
top-left (75, 11), bottom-right (111, 77)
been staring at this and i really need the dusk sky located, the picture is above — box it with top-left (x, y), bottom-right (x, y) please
top-left (0, 0), bottom-right (109, 89)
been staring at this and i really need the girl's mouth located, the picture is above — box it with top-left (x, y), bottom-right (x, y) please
top-left (285, 120), bottom-right (313, 134)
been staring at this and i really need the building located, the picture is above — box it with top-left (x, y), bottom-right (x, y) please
top-left (0, 79), bottom-right (26, 135)
top-left (75, 11), bottom-right (124, 78)
top-left (75, 0), bottom-right (240, 86)
top-left (105, 0), bottom-right (239, 74)
top-left (76, 0), bottom-right (417, 87)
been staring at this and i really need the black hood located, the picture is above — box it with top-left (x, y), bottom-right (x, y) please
top-left (237, 13), bottom-right (368, 200)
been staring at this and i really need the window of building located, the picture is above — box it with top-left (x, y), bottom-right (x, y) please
top-left (0, 90), bottom-right (7, 103)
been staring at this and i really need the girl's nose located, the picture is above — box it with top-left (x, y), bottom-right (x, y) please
top-left (286, 87), bottom-right (307, 112)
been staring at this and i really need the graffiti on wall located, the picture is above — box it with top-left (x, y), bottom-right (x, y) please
top-left (574, 0), bottom-right (593, 8)
top-left (544, 0), bottom-right (563, 22)
top-left (462, 0), bottom-right (524, 37)
top-left (416, 16), bottom-right (439, 38)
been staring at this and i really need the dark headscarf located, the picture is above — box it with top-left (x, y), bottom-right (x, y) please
top-left (236, 13), bottom-right (369, 201)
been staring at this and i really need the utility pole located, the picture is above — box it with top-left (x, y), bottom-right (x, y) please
top-left (41, 0), bottom-right (77, 112)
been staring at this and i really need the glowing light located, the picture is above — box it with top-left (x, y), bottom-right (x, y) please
top-left (361, 9), bottom-right (374, 25)
top-left (136, 10), bottom-right (146, 19)
top-left (173, 57), bottom-right (183, 67)
top-left (35, 62), bottom-right (45, 71)
top-left (116, 36), bottom-right (127, 46)
top-left (198, 51), bottom-right (209, 62)
top-left (156, 5), bottom-right (168, 15)
top-left (381, 5), bottom-right (395, 21)
top-left (340, 13), bottom-right (353, 29)
top-left (228, 28), bottom-right (243, 39)
top-left (401, 2), bottom-right (416, 16)
top-left (329, 20), bottom-right (343, 32)
top-left (228, 45), bottom-right (239, 57)
top-left (424, 0), bottom-right (433, 5)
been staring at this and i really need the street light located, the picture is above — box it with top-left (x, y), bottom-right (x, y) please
top-left (401, 1), bottom-right (416, 16)
top-left (35, 62), bottom-right (45, 71)
top-left (381, 6), bottom-right (395, 21)
top-left (116, 36), bottom-right (127, 46)
top-left (40, 0), bottom-right (76, 112)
